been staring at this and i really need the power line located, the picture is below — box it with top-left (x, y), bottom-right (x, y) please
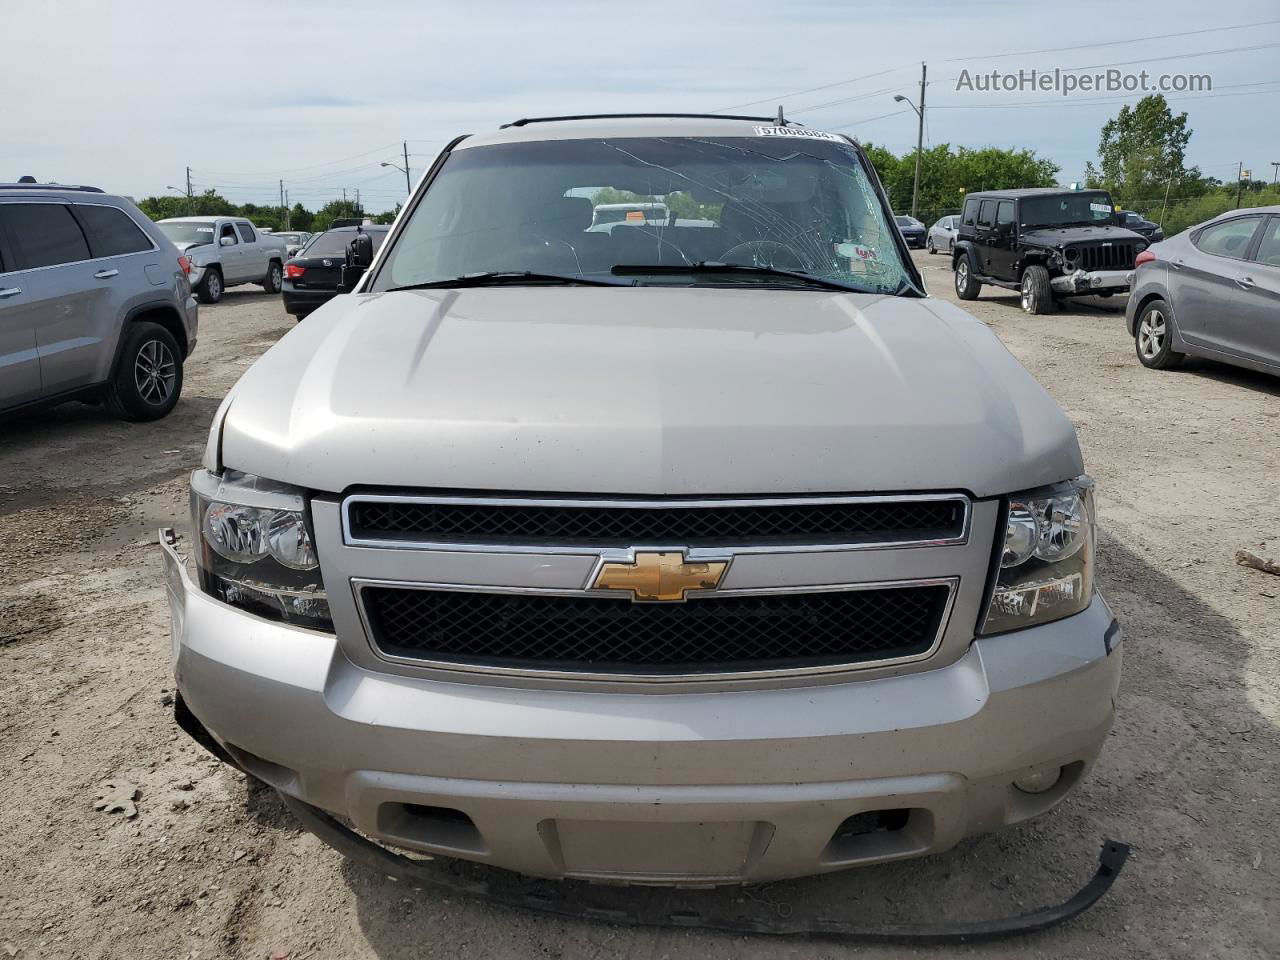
top-left (929, 84), bottom-right (1280, 111)
top-left (939, 18), bottom-right (1280, 63)
top-left (943, 41), bottom-right (1280, 82)
top-left (713, 67), bottom-right (901, 112)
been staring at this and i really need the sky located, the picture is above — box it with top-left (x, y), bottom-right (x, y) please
top-left (4, 0), bottom-right (1278, 212)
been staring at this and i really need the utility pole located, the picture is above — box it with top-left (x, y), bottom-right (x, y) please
top-left (279, 179), bottom-right (285, 230)
top-left (912, 62), bottom-right (926, 220)
top-left (1159, 176), bottom-right (1174, 228)
top-left (403, 141), bottom-right (412, 194)
top-left (355, 189), bottom-right (361, 216)
top-left (1235, 162), bottom-right (1245, 208)
top-left (1272, 161), bottom-right (1279, 185)
top-left (284, 189), bottom-right (290, 229)
top-left (185, 165), bottom-right (193, 215)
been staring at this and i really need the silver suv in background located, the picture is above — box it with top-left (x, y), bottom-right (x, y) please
top-left (157, 216), bottom-right (288, 304)
top-left (0, 183), bottom-right (197, 421)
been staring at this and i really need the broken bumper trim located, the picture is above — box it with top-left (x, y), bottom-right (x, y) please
top-left (1050, 269), bottom-right (1131, 295)
top-left (278, 791), bottom-right (1129, 945)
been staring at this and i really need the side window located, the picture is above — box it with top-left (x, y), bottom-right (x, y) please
top-left (219, 223), bottom-right (238, 245)
top-left (1194, 217), bottom-right (1263, 260)
top-left (0, 202), bottom-right (91, 270)
top-left (1254, 217), bottom-right (1280, 267)
top-left (996, 201), bottom-right (1014, 227)
top-left (961, 199), bottom-right (978, 227)
top-left (71, 204), bottom-right (152, 258)
top-left (977, 200), bottom-right (996, 229)
top-left (236, 222), bottom-right (256, 243)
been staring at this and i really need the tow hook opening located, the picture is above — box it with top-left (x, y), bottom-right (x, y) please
top-left (378, 802), bottom-right (487, 855)
top-left (821, 807), bottom-right (932, 865)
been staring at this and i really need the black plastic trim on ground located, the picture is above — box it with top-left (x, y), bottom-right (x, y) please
top-left (278, 792), bottom-right (1130, 945)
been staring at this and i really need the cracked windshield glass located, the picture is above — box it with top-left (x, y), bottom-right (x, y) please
top-left (373, 135), bottom-right (913, 293)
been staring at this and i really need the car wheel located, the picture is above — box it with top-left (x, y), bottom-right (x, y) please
top-left (103, 321), bottom-right (184, 421)
top-left (197, 268), bottom-right (223, 304)
top-left (1020, 265), bottom-right (1052, 315)
top-left (262, 261), bottom-right (283, 294)
top-left (948, 239), bottom-right (954, 255)
top-left (954, 256), bottom-right (981, 300)
top-left (927, 238), bottom-right (936, 254)
top-left (1135, 300), bottom-right (1184, 370)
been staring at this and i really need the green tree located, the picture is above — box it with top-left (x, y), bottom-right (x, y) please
top-left (1092, 94), bottom-right (1203, 206)
top-left (862, 143), bottom-right (1058, 222)
top-left (310, 199), bottom-right (363, 232)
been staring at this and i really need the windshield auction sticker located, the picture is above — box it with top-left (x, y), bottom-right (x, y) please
top-left (753, 126), bottom-right (842, 141)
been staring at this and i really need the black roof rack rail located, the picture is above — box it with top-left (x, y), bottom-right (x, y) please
top-left (500, 112), bottom-right (799, 129)
top-left (0, 183), bottom-right (105, 193)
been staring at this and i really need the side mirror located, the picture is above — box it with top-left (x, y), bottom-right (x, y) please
top-left (337, 231), bottom-right (375, 294)
top-left (220, 235), bottom-right (235, 247)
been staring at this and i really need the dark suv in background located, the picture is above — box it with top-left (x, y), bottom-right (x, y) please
top-left (0, 183), bottom-right (197, 421)
top-left (952, 188), bottom-right (1148, 314)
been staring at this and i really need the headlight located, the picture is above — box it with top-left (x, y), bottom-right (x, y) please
top-left (191, 469), bottom-right (332, 631)
top-left (980, 477), bottom-right (1095, 635)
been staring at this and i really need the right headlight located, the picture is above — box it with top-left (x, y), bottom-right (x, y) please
top-left (190, 469), bottom-right (332, 631)
top-left (980, 477), bottom-right (1095, 635)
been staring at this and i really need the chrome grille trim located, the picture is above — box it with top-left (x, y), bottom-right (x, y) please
top-left (351, 576), bottom-right (959, 683)
top-left (341, 492), bottom-right (972, 555)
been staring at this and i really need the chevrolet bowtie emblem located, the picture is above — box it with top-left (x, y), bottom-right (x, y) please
top-left (592, 551), bottom-right (728, 602)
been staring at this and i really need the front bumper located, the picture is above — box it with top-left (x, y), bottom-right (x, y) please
top-left (1051, 268), bottom-right (1131, 295)
top-left (162, 537), bottom-right (1121, 885)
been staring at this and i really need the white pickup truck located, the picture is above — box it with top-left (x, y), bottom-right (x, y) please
top-left (156, 216), bottom-right (288, 303)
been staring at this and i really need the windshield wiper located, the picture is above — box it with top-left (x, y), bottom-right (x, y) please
top-left (387, 271), bottom-right (618, 292)
top-left (611, 261), bottom-right (868, 293)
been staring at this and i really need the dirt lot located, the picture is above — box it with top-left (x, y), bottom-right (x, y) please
top-left (2, 258), bottom-right (1277, 960)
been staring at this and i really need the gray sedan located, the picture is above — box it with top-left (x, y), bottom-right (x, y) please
top-left (927, 215), bottom-right (959, 255)
top-left (1127, 206), bottom-right (1280, 376)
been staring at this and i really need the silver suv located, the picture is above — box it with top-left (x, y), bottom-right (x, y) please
top-left (0, 183), bottom-right (198, 421)
top-left (162, 116), bottom-right (1121, 888)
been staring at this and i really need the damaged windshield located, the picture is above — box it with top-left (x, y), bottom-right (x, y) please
top-left (371, 135), bottom-right (915, 294)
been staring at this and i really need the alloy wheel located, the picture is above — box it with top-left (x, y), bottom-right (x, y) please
top-left (1138, 309), bottom-right (1166, 360)
top-left (1020, 275), bottom-right (1033, 311)
top-left (956, 261), bottom-right (968, 290)
top-left (134, 339), bottom-right (177, 405)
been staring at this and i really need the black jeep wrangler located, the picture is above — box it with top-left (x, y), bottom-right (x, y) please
top-left (952, 188), bottom-right (1148, 314)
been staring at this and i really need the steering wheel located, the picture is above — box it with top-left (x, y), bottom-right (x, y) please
top-left (718, 239), bottom-right (808, 271)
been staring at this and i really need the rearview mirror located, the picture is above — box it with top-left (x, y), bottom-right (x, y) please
top-left (220, 235), bottom-right (235, 247)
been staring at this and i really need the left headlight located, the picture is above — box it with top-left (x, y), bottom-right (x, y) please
top-left (190, 469), bottom-right (332, 631)
top-left (980, 477), bottom-right (1095, 635)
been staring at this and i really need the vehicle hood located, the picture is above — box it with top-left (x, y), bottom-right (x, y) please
top-left (216, 287), bottom-right (1082, 497)
top-left (1021, 225), bottom-right (1147, 247)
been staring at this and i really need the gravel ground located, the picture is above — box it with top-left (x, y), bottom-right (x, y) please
top-left (1, 258), bottom-right (1277, 960)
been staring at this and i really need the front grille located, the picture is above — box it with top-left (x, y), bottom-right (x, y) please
top-left (346, 496), bottom-right (966, 548)
top-left (1074, 241), bottom-right (1138, 271)
top-left (360, 584), bottom-right (951, 675)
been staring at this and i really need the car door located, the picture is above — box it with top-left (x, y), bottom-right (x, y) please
top-left (988, 200), bottom-right (1018, 280)
top-left (60, 201), bottom-right (160, 390)
top-left (217, 221), bottom-right (244, 281)
top-left (236, 221), bottom-right (264, 281)
top-left (0, 204), bottom-right (43, 407)
top-left (974, 199), bottom-right (999, 276)
top-left (1224, 214), bottom-right (1280, 368)
top-left (0, 200), bottom-right (103, 401)
top-left (1170, 215), bottom-right (1265, 352)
